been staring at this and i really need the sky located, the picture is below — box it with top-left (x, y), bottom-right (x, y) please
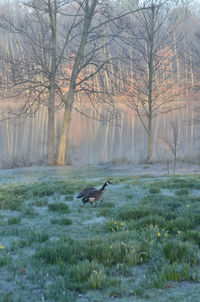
top-left (193, 0), bottom-right (200, 6)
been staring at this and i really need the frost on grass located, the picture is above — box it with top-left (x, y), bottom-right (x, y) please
top-left (0, 166), bottom-right (200, 301)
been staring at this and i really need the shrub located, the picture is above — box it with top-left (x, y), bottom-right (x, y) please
top-left (124, 248), bottom-right (146, 266)
top-left (83, 239), bottom-right (110, 264)
top-left (28, 182), bottom-right (56, 197)
top-left (14, 230), bottom-right (49, 247)
top-left (0, 252), bottom-right (11, 266)
top-left (162, 240), bottom-right (199, 266)
top-left (0, 191), bottom-right (25, 211)
top-left (181, 230), bottom-right (200, 247)
top-left (82, 235), bottom-right (148, 267)
top-left (34, 197), bottom-right (49, 207)
top-left (51, 217), bottom-right (72, 226)
top-left (153, 262), bottom-right (199, 287)
top-left (100, 202), bottom-right (115, 208)
top-left (89, 269), bottom-right (106, 289)
top-left (22, 206), bottom-right (37, 217)
top-left (139, 224), bottom-right (162, 241)
top-left (71, 260), bottom-right (103, 282)
top-left (26, 230), bottom-right (49, 244)
top-left (65, 195), bottom-right (74, 201)
top-left (108, 241), bottom-right (130, 265)
top-left (60, 217), bottom-right (72, 226)
top-left (107, 278), bottom-right (122, 287)
top-left (125, 194), bottom-right (133, 200)
top-left (165, 216), bottom-right (195, 233)
top-left (175, 188), bottom-right (189, 196)
top-left (0, 292), bottom-right (14, 302)
top-left (108, 287), bottom-right (124, 298)
top-left (44, 277), bottom-right (76, 301)
top-left (27, 180), bottom-right (85, 198)
top-left (112, 263), bottom-right (131, 277)
top-left (66, 261), bottom-right (106, 291)
top-left (149, 187), bottom-right (161, 194)
top-left (118, 206), bottom-right (162, 222)
top-left (161, 262), bottom-right (198, 282)
top-left (105, 219), bottom-right (126, 232)
top-left (109, 241), bottom-right (147, 266)
top-left (0, 216), bottom-right (6, 226)
top-left (8, 216), bottom-right (21, 225)
top-left (155, 177), bottom-right (200, 190)
top-left (98, 208), bottom-right (113, 217)
top-left (35, 237), bottom-right (82, 264)
top-left (140, 194), bottom-right (181, 212)
top-left (18, 239), bottom-right (27, 248)
top-left (48, 202), bottom-right (69, 213)
top-left (129, 215), bottom-right (166, 230)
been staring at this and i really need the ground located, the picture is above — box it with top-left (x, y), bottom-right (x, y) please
top-left (0, 163), bottom-right (200, 302)
top-left (0, 161), bottom-right (199, 184)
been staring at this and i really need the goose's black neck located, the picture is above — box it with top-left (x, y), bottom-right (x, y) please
top-left (101, 182), bottom-right (108, 191)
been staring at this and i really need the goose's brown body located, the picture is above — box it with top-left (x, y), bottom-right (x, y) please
top-left (77, 187), bottom-right (95, 199)
top-left (78, 181), bottom-right (111, 206)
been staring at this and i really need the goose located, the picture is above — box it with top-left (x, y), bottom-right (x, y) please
top-left (77, 186), bottom-right (95, 199)
top-left (82, 181), bottom-right (111, 206)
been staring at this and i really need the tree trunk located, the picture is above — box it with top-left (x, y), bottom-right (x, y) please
top-left (174, 33), bottom-right (180, 94)
top-left (56, 107), bottom-right (72, 165)
top-left (146, 5), bottom-right (154, 163)
top-left (47, 0), bottom-right (57, 165)
top-left (47, 87), bottom-right (55, 165)
top-left (56, 0), bottom-right (98, 165)
top-left (147, 116), bottom-right (152, 162)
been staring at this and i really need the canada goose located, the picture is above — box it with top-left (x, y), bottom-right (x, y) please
top-left (77, 186), bottom-right (95, 199)
top-left (82, 181), bottom-right (111, 207)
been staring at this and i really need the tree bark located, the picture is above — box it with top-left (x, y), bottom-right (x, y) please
top-left (56, 87), bottom-right (75, 165)
top-left (146, 4), bottom-right (154, 163)
top-left (147, 115), bottom-right (152, 162)
top-left (47, 0), bottom-right (57, 165)
top-left (56, 106), bottom-right (72, 165)
top-left (56, 0), bottom-right (98, 165)
top-left (48, 86), bottom-right (55, 165)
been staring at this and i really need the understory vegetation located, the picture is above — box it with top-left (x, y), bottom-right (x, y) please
top-left (1, 172), bottom-right (200, 301)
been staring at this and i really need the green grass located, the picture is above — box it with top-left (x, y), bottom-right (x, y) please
top-left (1, 171), bottom-right (200, 301)
top-left (149, 187), bottom-right (161, 194)
top-left (0, 253), bottom-right (11, 266)
top-left (48, 202), bottom-right (69, 213)
top-left (7, 216), bottom-right (21, 225)
top-left (51, 216), bottom-right (72, 225)
top-left (153, 262), bottom-right (198, 288)
top-left (162, 239), bottom-right (199, 266)
top-left (175, 188), bottom-right (189, 195)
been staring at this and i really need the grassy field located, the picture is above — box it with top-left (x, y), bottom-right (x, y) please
top-left (1, 166), bottom-right (200, 301)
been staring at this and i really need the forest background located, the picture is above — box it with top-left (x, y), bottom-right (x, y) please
top-left (0, 0), bottom-right (199, 169)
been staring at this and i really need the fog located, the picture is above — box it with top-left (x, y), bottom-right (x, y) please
top-left (0, 0), bottom-right (200, 168)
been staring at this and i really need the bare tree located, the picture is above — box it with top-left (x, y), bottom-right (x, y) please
top-left (0, 0), bottom-right (148, 166)
top-left (56, 0), bottom-right (149, 165)
top-left (160, 121), bottom-right (181, 173)
top-left (118, 0), bottom-right (185, 162)
top-left (0, 0), bottom-right (71, 165)
top-left (189, 19), bottom-right (200, 119)
top-left (56, 0), bottom-right (99, 165)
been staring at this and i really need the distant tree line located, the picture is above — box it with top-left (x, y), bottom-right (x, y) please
top-left (0, 0), bottom-right (199, 165)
